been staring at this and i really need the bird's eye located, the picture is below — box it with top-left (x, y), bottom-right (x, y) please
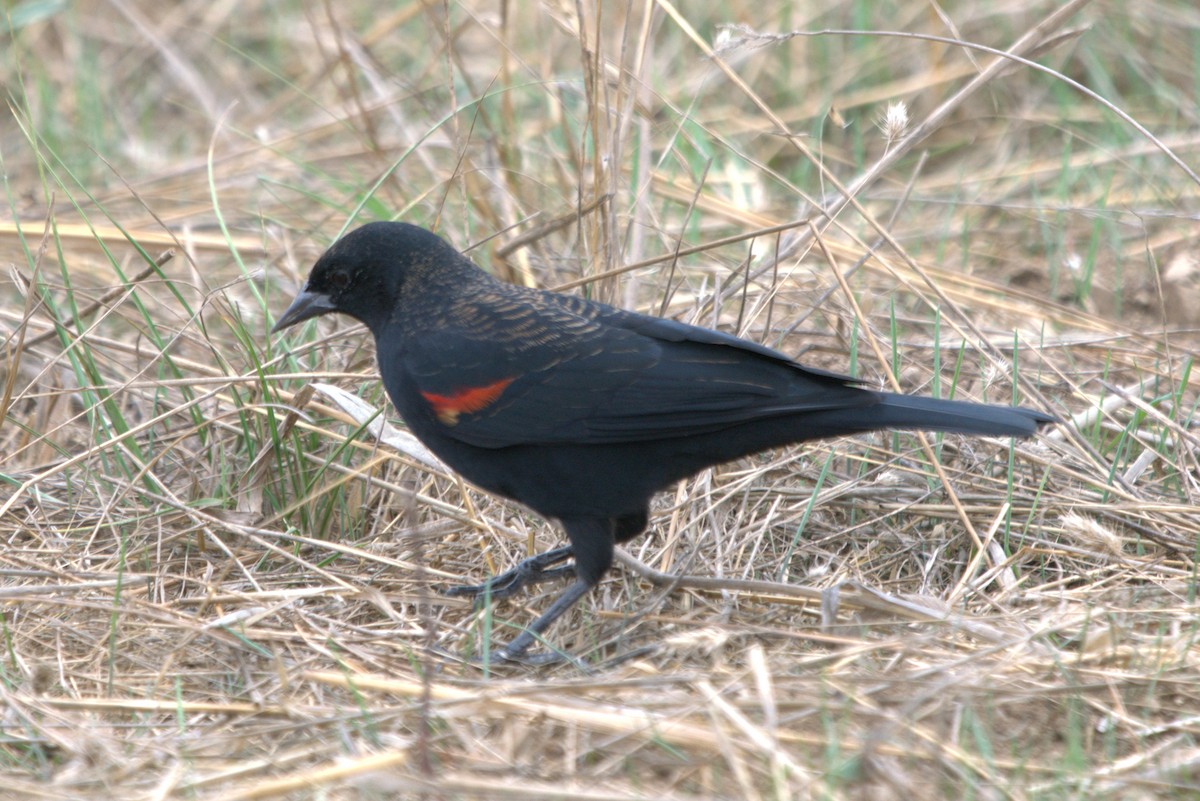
top-left (328, 270), bottom-right (351, 290)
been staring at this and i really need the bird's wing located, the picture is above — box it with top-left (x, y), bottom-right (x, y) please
top-left (395, 300), bottom-right (869, 449)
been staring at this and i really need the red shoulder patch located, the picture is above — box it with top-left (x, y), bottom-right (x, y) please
top-left (421, 377), bottom-right (516, 426)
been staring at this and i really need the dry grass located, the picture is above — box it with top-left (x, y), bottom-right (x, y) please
top-left (3, 1), bottom-right (1200, 798)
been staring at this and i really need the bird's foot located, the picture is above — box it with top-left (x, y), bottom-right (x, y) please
top-left (431, 640), bottom-right (575, 669)
top-left (443, 545), bottom-right (575, 604)
top-left (459, 642), bottom-right (657, 670)
top-left (488, 644), bottom-right (573, 667)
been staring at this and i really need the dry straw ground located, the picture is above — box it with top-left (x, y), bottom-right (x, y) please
top-left (2, 1), bottom-right (1199, 798)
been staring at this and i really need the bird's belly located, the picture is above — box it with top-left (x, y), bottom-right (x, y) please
top-left (420, 437), bottom-right (661, 521)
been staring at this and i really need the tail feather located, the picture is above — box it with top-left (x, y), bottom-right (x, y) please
top-left (807, 392), bottom-right (1055, 438)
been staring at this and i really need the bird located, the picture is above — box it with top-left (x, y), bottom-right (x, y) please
top-left (273, 221), bottom-right (1054, 664)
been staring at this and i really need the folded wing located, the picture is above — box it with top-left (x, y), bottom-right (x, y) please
top-left (398, 300), bottom-right (870, 449)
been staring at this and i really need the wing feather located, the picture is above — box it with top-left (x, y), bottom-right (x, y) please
top-left (397, 294), bottom-right (865, 449)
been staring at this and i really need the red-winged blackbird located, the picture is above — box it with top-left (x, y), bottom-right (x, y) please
top-left (273, 221), bottom-right (1054, 663)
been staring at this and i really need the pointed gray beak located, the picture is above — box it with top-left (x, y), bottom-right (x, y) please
top-left (272, 288), bottom-right (337, 333)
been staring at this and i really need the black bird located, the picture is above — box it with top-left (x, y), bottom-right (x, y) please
top-left (273, 221), bottom-right (1054, 663)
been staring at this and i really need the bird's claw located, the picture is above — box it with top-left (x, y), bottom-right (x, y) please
top-left (443, 548), bottom-right (576, 605)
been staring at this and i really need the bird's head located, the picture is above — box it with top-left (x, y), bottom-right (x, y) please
top-left (272, 221), bottom-right (465, 336)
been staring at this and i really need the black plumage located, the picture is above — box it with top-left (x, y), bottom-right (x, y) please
top-left (274, 221), bottom-right (1054, 662)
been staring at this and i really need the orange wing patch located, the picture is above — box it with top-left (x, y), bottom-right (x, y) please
top-left (421, 377), bottom-right (516, 426)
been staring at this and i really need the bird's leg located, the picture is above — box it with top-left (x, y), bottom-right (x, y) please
top-left (493, 578), bottom-right (594, 665)
top-left (491, 517), bottom-right (614, 664)
top-left (443, 544), bottom-right (575, 603)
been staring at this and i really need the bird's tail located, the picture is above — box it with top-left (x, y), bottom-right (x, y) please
top-left (814, 392), bottom-right (1055, 438)
top-left (657, 391), bottom-right (1053, 487)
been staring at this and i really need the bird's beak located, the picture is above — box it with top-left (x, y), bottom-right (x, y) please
top-left (272, 288), bottom-right (337, 333)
